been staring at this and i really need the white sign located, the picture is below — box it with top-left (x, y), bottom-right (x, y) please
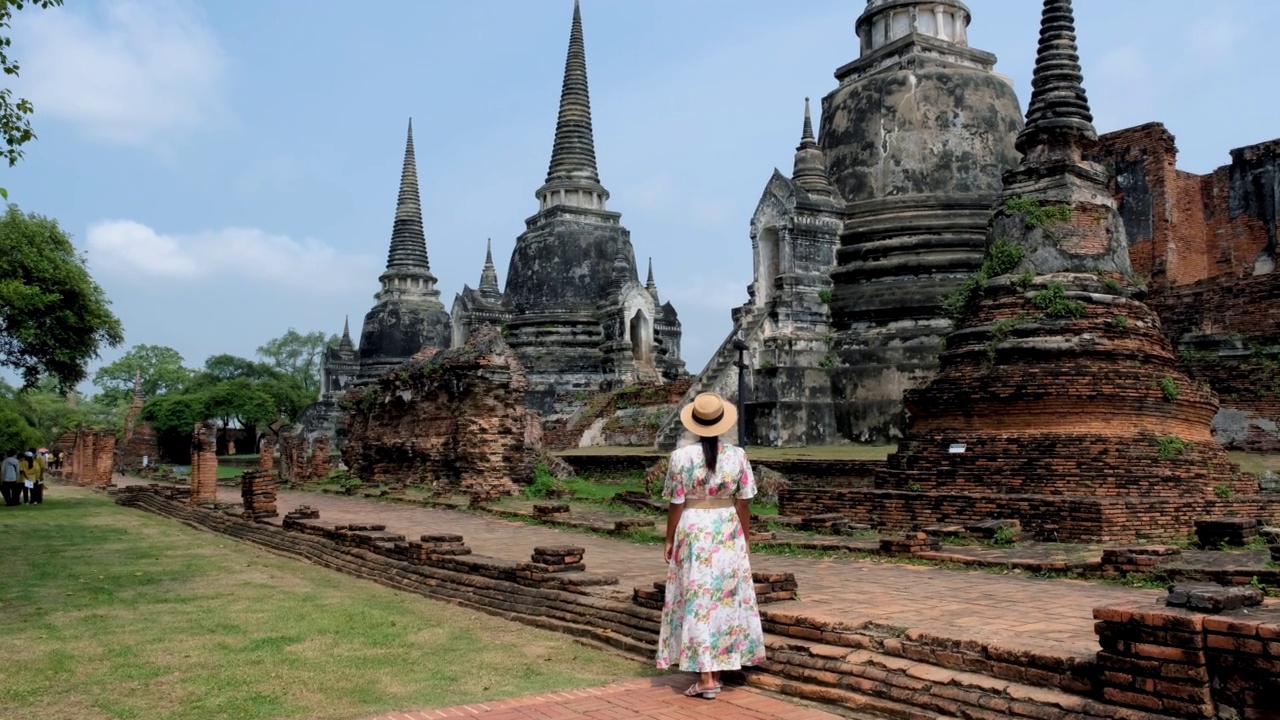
top-left (948, 443), bottom-right (967, 454)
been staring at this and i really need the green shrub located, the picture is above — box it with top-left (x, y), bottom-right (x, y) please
top-left (1003, 197), bottom-right (1071, 228)
top-left (1156, 436), bottom-right (1188, 460)
top-left (817, 288), bottom-right (834, 304)
top-left (1031, 283), bottom-right (1086, 319)
top-left (1157, 376), bottom-right (1179, 402)
top-left (941, 239), bottom-right (1026, 321)
top-left (1111, 315), bottom-right (1129, 329)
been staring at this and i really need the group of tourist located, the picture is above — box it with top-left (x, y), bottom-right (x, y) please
top-left (1, 448), bottom-right (52, 506)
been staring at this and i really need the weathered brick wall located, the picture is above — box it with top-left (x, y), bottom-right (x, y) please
top-left (277, 432), bottom-right (332, 486)
top-left (63, 428), bottom-right (116, 487)
top-left (1094, 125), bottom-right (1280, 452)
top-left (1093, 599), bottom-right (1280, 719)
top-left (342, 326), bottom-right (542, 497)
top-left (543, 380), bottom-right (691, 451)
top-left (189, 422), bottom-right (218, 504)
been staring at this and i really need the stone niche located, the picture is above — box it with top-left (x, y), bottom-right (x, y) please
top-left (341, 324), bottom-right (542, 498)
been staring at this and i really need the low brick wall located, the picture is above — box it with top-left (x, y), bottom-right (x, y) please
top-left (555, 453), bottom-right (663, 477)
top-left (1094, 596), bottom-right (1280, 718)
top-left (110, 485), bottom-right (1203, 719)
top-left (775, 488), bottom-right (1280, 542)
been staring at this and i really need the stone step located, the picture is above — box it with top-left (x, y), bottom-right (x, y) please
top-left (746, 670), bottom-right (958, 720)
top-left (762, 636), bottom-right (1173, 720)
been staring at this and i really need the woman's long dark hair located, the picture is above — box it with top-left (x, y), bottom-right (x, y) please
top-left (699, 435), bottom-right (719, 474)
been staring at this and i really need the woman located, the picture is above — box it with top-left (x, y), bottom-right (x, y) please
top-left (656, 392), bottom-right (766, 699)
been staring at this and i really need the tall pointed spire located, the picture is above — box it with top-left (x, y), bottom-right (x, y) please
top-left (338, 316), bottom-right (354, 352)
top-left (132, 370), bottom-right (143, 399)
top-left (1015, 0), bottom-right (1097, 158)
top-left (645, 257), bottom-right (660, 302)
top-left (479, 238), bottom-right (502, 300)
top-left (536, 0), bottom-right (609, 211)
top-left (386, 118), bottom-right (433, 271)
top-left (792, 98), bottom-right (836, 198)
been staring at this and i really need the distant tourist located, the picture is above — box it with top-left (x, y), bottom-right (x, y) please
top-left (1, 450), bottom-right (19, 506)
top-left (656, 392), bottom-right (765, 699)
top-left (19, 449), bottom-right (44, 505)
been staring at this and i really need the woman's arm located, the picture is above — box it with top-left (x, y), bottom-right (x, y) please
top-left (664, 503), bottom-right (684, 563)
top-left (735, 498), bottom-right (752, 553)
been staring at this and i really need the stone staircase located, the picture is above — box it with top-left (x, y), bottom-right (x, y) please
top-left (655, 306), bottom-right (766, 450)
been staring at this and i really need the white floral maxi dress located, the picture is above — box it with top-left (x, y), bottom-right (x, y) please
top-left (655, 442), bottom-right (767, 672)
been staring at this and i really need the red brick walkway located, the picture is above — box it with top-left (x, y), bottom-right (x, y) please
top-left (360, 675), bottom-right (843, 720)
top-left (119, 478), bottom-right (1161, 655)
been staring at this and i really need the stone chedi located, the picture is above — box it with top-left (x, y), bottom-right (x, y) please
top-left (821, 0), bottom-right (1025, 443)
top-left (341, 325), bottom-right (541, 499)
top-left (863, 0), bottom-right (1278, 541)
top-left (656, 100), bottom-right (843, 449)
top-left (355, 119), bottom-right (451, 383)
top-left (452, 0), bottom-right (685, 420)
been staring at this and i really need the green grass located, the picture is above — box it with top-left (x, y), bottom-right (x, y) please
top-left (1229, 451), bottom-right (1280, 477)
top-left (216, 465), bottom-right (244, 479)
top-left (0, 488), bottom-right (646, 720)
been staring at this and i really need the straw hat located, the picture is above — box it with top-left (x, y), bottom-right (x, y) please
top-left (680, 392), bottom-right (738, 438)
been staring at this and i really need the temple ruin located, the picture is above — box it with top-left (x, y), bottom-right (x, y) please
top-left (804, 0), bottom-right (1280, 542)
top-left (341, 325), bottom-right (542, 498)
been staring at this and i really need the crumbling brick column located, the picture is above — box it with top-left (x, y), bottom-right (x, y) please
top-left (307, 436), bottom-right (332, 481)
top-left (71, 429), bottom-right (92, 484)
top-left (240, 469), bottom-right (277, 520)
top-left (258, 435), bottom-right (276, 474)
top-left (189, 422), bottom-right (218, 504)
top-left (89, 429), bottom-right (116, 487)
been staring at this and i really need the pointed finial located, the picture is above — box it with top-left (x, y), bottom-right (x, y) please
top-left (132, 370), bottom-right (142, 396)
top-left (479, 238), bottom-right (502, 300)
top-left (646, 257), bottom-right (655, 286)
top-left (645, 257), bottom-right (660, 303)
top-left (792, 97), bottom-right (835, 198)
top-left (385, 117), bottom-right (433, 271)
top-left (1015, 0), bottom-right (1097, 158)
top-left (338, 315), bottom-right (355, 352)
top-left (801, 97), bottom-right (816, 147)
top-left (536, 0), bottom-right (610, 210)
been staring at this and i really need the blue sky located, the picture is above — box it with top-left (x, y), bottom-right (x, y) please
top-left (5, 0), bottom-right (1277, 394)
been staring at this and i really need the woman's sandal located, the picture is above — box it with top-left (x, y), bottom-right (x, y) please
top-left (684, 683), bottom-right (718, 699)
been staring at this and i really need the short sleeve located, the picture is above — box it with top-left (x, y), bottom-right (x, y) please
top-left (662, 454), bottom-right (686, 504)
top-left (737, 453), bottom-right (757, 501)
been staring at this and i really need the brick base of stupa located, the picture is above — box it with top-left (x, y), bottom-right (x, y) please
top-left (860, 268), bottom-right (1280, 542)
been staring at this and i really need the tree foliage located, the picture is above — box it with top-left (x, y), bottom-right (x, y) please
top-left (0, 377), bottom-right (117, 450)
top-left (93, 344), bottom-right (191, 407)
top-left (257, 328), bottom-right (338, 397)
top-left (0, 0), bottom-right (64, 198)
top-left (0, 204), bottom-right (125, 390)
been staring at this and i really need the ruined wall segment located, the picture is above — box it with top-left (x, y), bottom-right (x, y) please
top-left (830, 0), bottom-right (1280, 542)
top-left (189, 422), bottom-right (218, 504)
top-left (1092, 125), bottom-right (1280, 451)
top-left (342, 325), bottom-right (541, 498)
top-left (820, 0), bottom-right (1025, 443)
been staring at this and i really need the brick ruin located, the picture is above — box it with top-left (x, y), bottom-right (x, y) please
top-left (341, 325), bottom-right (541, 498)
top-left (257, 435), bottom-right (275, 473)
top-left (240, 469), bottom-right (277, 520)
top-left (786, 1), bottom-right (1280, 542)
top-left (118, 378), bottom-right (159, 471)
top-left (276, 431), bottom-right (332, 486)
top-left (544, 379), bottom-right (691, 451)
top-left (188, 422), bottom-right (218, 504)
top-left (1090, 124), bottom-right (1279, 452)
top-left (62, 427), bottom-right (116, 487)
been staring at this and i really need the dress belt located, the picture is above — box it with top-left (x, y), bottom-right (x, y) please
top-left (683, 497), bottom-right (737, 509)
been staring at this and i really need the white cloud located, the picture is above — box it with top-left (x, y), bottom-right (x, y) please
top-left (84, 220), bottom-right (381, 294)
top-left (11, 0), bottom-right (228, 146)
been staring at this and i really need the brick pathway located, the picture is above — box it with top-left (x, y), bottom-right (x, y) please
top-left (155, 482), bottom-right (1158, 655)
top-left (360, 675), bottom-right (844, 720)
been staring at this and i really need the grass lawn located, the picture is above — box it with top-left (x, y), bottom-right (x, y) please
top-left (1229, 451), bottom-right (1280, 477)
top-left (0, 488), bottom-right (648, 720)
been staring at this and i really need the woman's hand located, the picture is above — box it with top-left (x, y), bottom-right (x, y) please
top-left (664, 541), bottom-right (675, 564)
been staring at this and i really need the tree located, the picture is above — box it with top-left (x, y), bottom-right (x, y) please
top-left (0, 204), bottom-right (125, 391)
top-left (3, 376), bottom-right (118, 442)
top-left (0, 0), bottom-right (65, 198)
top-left (256, 329), bottom-right (338, 397)
top-left (93, 344), bottom-right (191, 406)
top-left (141, 393), bottom-right (207, 435)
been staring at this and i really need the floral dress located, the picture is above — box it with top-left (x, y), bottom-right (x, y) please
top-left (655, 442), bottom-right (766, 672)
